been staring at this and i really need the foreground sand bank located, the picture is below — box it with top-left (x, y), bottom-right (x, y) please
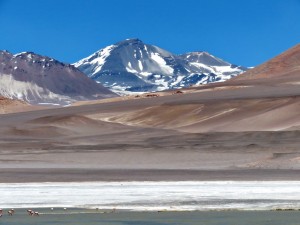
top-left (1, 169), bottom-right (300, 183)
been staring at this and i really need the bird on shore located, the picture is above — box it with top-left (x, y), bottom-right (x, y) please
top-left (110, 208), bottom-right (116, 213)
top-left (27, 209), bottom-right (33, 216)
top-left (27, 210), bottom-right (40, 216)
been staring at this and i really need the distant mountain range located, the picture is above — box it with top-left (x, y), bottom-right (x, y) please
top-left (0, 39), bottom-right (249, 105)
top-left (0, 51), bottom-right (116, 105)
top-left (74, 39), bottom-right (248, 95)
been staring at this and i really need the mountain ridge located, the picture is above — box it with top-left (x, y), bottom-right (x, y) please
top-left (232, 43), bottom-right (300, 82)
top-left (0, 50), bottom-right (117, 105)
top-left (74, 39), bottom-right (248, 95)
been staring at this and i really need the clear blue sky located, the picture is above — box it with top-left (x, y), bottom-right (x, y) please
top-left (0, 0), bottom-right (299, 67)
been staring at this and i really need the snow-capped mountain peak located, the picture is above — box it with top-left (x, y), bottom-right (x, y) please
top-left (180, 51), bottom-right (230, 67)
top-left (74, 39), bottom-right (248, 95)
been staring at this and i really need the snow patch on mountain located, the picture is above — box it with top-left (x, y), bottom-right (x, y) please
top-left (74, 45), bottom-right (116, 77)
top-left (150, 52), bottom-right (174, 75)
top-left (0, 73), bottom-right (72, 104)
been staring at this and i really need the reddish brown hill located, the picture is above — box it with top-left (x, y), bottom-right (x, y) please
top-left (0, 96), bottom-right (39, 114)
top-left (0, 96), bottom-right (24, 105)
top-left (233, 44), bottom-right (300, 82)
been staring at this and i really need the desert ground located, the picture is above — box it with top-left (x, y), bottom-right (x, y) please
top-left (0, 81), bottom-right (300, 182)
top-left (1, 44), bottom-right (300, 182)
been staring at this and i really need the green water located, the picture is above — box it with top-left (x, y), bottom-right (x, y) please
top-left (1, 209), bottom-right (300, 225)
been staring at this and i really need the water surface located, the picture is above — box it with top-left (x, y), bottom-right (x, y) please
top-left (1, 210), bottom-right (300, 225)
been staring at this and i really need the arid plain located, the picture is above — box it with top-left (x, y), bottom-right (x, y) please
top-left (1, 44), bottom-right (300, 182)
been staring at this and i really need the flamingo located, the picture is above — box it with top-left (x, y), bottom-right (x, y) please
top-left (27, 209), bottom-right (33, 216)
top-left (111, 208), bottom-right (116, 213)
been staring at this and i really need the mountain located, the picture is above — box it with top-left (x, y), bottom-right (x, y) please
top-left (72, 44), bottom-right (300, 133)
top-left (232, 44), bottom-right (300, 82)
top-left (2, 44), bottom-right (300, 182)
top-left (74, 39), bottom-right (247, 95)
top-left (0, 51), bottom-right (117, 105)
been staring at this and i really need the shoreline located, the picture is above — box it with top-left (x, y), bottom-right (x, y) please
top-left (2, 181), bottom-right (300, 211)
top-left (1, 207), bottom-right (300, 213)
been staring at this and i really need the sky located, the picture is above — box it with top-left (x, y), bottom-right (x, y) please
top-left (0, 0), bottom-right (299, 67)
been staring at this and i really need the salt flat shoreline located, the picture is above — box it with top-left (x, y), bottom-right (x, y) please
top-left (1, 168), bottom-right (300, 183)
top-left (1, 207), bottom-right (299, 212)
top-left (2, 181), bottom-right (300, 211)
